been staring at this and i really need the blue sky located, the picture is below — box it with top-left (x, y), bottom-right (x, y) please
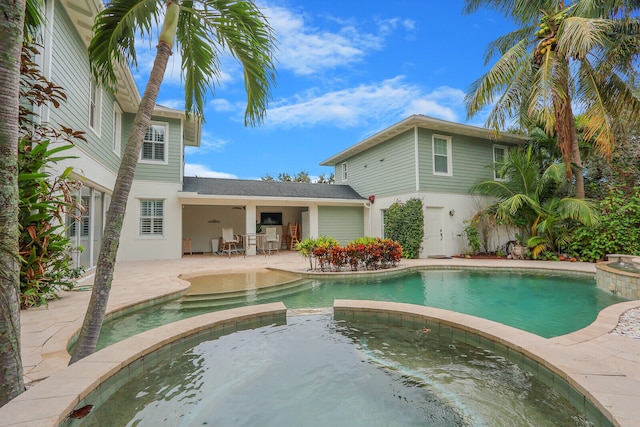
top-left (132, 1), bottom-right (515, 181)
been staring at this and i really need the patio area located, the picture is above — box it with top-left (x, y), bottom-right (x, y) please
top-left (11, 253), bottom-right (640, 426)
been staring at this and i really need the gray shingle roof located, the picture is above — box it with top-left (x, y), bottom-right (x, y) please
top-left (182, 177), bottom-right (365, 200)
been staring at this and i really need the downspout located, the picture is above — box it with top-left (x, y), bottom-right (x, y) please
top-left (414, 125), bottom-right (420, 191)
top-left (367, 202), bottom-right (372, 236)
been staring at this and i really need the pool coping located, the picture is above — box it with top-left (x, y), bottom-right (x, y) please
top-left (7, 254), bottom-right (640, 426)
top-left (334, 299), bottom-right (640, 427)
top-left (1, 303), bottom-right (287, 427)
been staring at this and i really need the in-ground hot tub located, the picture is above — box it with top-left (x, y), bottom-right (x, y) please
top-left (596, 254), bottom-right (640, 299)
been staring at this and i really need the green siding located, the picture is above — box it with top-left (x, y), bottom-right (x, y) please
top-left (318, 206), bottom-right (364, 245)
top-left (48, 0), bottom-right (121, 174)
top-left (123, 114), bottom-right (182, 183)
top-left (418, 128), bottom-right (519, 194)
top-left (334, 129), bottom-right (416, 197)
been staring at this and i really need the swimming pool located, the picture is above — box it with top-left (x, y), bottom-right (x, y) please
top-left (95, 268), bottom-right (625, 349)
top-left (77, 314), bottom-right (594, 426)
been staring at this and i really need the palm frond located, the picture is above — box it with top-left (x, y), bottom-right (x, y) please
top-left (24, 0), bottom-right (44, 39)
top-left (556, 197), bottom-right (599, 226)
top-left (483, 27), bottom-right (535, 63)
top-left (462, 0), bottom-right (559, 24)
top-left (556, 17), bottom-right (614, 60)
top-left (88, 0), bottom-right (162, 91)
top-left (200, 0), bottom-right (277, 126)
top-left (465, 38), bottom-right (529, 125)
top-left (176, 2), bottom-right (220, 117)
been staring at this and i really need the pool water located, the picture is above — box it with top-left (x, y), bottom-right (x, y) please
top-left (95, 269), bottom-right (625, 350)
top-left (79, 315), bottom-right (593, 426)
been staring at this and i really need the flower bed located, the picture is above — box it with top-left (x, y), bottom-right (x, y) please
top-left (298, 237), bottom-right (402, 272)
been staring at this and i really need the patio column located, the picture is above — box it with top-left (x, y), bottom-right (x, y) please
top-left (245, 203), bottom-right (257, 255)
top-left (307, 204), bottom-right (318, 239)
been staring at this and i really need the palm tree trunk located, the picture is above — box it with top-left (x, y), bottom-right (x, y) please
top-left (555, 68), bottom-right (585, 198)
top-left (0, 0), bottom-right (26, 407)
top-left (69, 40), bottom-right (173, 364)
top-left (569, 114), bottom-right (585, 198)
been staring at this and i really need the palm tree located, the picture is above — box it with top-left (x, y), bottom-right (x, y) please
top-left (0, 0), bottom-right (44, 407)
top-left (472, 147), bottom-right (598, 257)
top-left (69, 0), bottom-right (276, 364)
top-left (0, 0), bottom-right (27, 408)
top-left (464, 0), bottom-right (640, 198)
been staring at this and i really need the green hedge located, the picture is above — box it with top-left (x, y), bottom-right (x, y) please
top-left (384, 198), bottom-right (423, 259)
top-left (570, 186), bottom-right (640, 262)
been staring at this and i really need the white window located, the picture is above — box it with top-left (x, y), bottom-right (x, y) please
top-left (432, 135), bottom-right (452, 176)
top-left (381, 209), bottom-right (387, 238)
top-left (89, 81), bottom-right (101, 134)
top-left (493, 145), bottom-right (508, 180)
top-left (113, 103), bottom-right (122, 157)
top-left (140, 123), bottom-right (168, 163)
top-left (140, 199), bottom-right (164, 236)
top-left (342, 162), bottom-right (348, 181)
top-left (67, 195), bottom-right (90, 237)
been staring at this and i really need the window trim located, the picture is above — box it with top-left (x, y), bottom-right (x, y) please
top-left (113, 102), bottom-right (122, 157)
top-left (139, 199), bottom-right (165, 238)
top-left (341, 162), bottom-right (348, 181)
top-left (493, 144), bottom-right (508, 181)
top-left (139, 121), bottom-right (169, 165)
top-left (88, 81), bottom-right (102, 136)
top-left (432, 134), bottom-right (452, 176)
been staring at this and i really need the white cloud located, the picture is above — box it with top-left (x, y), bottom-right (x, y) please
top-left (185, 131), bottom-right (229, 155)
top-left (157, 98), bottom-right (185, 110)
top-left (208, 98), bottom-right (236, 113)
top-left (403, 87), bottom-right (466, 122)
top-left (185, 164), bottom-right (237, 179)
top-left (262, 4), bottom-right (385, 75)
top-left (375, 17), bottom-right (416, 36)
top-left (265, 77), bottom-right (465, 127)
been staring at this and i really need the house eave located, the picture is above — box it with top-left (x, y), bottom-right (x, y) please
top-left (177, 192), bottom-right (367, 205)
top-left (319, 114), bottom-right (528, 166)
top-left (59, 0), bottom-right (201, 147)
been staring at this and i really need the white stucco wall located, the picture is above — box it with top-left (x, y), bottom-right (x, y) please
top-left (367, 192), bottom-right (511, 258)
top-left (118, 180), bottom-right (183, 261)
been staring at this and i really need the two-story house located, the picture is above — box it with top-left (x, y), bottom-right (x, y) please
top-left (182, 115), bottom-right (525, 259)
top-left (43, 1), bottom-right (524, 264)
top-left (320, 115), bottom-right (525, 257)
top-left (43, 0), bottom-right (201, 268)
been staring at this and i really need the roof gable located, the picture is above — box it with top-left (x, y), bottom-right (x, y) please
top-left (320, 114), bottom-right (527, 166)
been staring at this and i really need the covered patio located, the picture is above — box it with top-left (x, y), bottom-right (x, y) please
top-left (178, 177), bottom-right (368, 256)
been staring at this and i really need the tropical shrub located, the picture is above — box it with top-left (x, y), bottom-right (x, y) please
top-left (384, 198), bottom-right (423, 259)
top-left (18, 139), bottom-right (84, 307)
top-left (463, 219), bottom-right (482, 254)
top-left (18, 42), bottom-right (85, 308)
top-left (299, 237), bottom-right (402, 272)
top-left (570, 186), bottom-right (640, 262)
top-left (472, 147), bottom-right (599, 258)
top-left (297, 236), bottom-right (339, 271)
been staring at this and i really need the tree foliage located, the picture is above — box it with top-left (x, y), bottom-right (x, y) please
top-left (17, 43), bottom-right (86, 308)
top-left (472, 146), bottom-right (598, 257)
top-left (464, 0), bottom-right (640, 198)
top-left (384, 198), bottom-right (423, 259)
top-left (261, 171), bottom-right (335, 183)
top-left (570, 186), bottom-right (640, 262)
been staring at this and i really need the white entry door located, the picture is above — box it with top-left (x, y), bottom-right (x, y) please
top-left (424, 207), bottom-right (444, 257)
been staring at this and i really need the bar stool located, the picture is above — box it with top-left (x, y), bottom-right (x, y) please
top-left (182, 238), bottom-right (192, 255)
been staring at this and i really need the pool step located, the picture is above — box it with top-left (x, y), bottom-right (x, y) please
top-left (162, 279), bottom-right (316, 311)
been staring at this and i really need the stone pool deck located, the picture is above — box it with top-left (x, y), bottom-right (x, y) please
top-left (7, 252), bottom-right (640, 426)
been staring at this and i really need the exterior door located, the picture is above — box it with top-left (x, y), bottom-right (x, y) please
top-left (424, 207), bottom-right (444, 256)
